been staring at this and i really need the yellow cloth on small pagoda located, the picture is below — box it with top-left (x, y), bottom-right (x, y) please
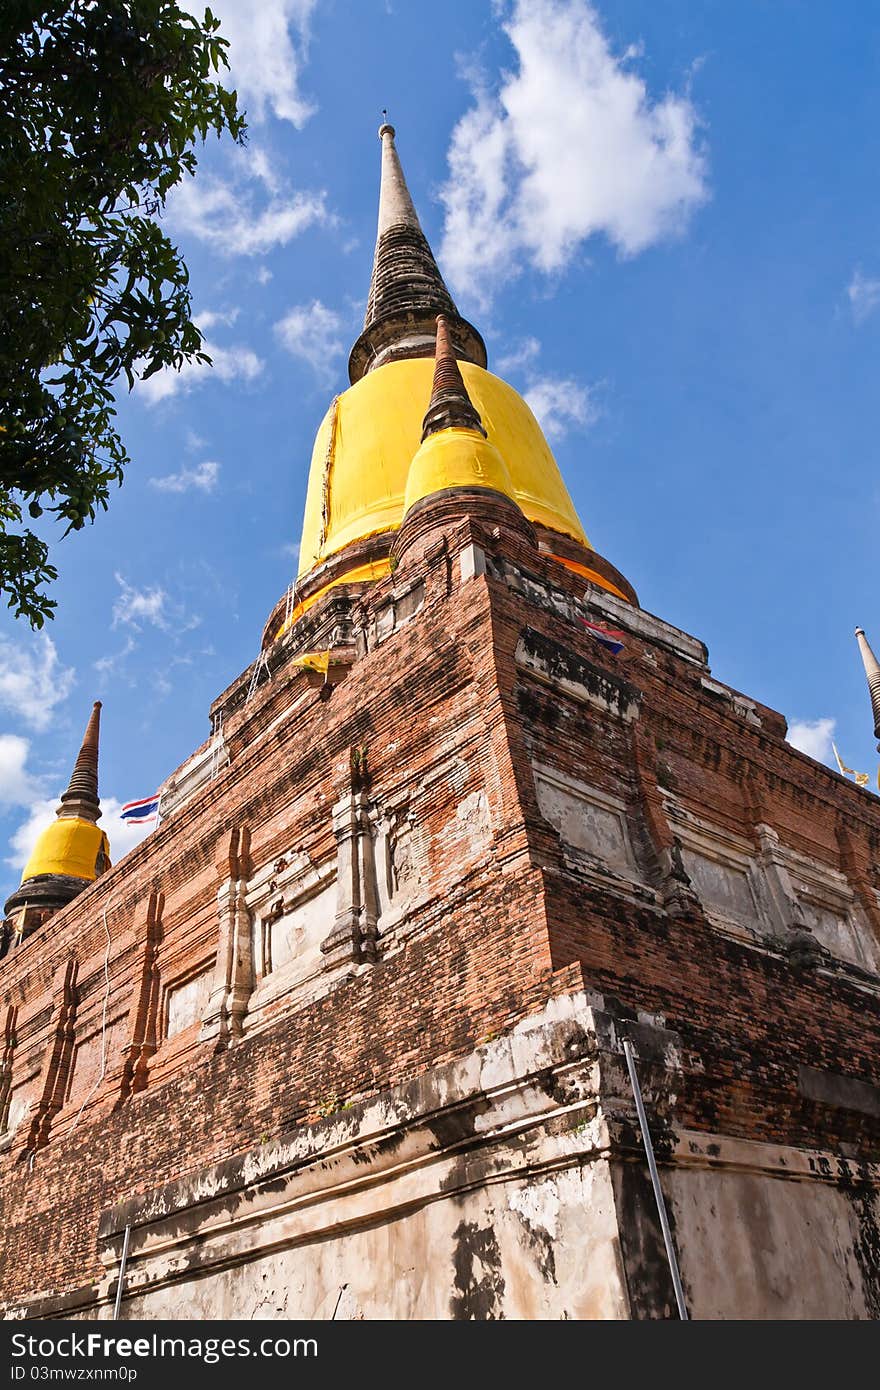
top-left (21, 818), bottom-right (110, 885)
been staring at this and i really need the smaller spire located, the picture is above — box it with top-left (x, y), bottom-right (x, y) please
top-left (3, 701), bottom-right (109, 940)
top-left (401, 315), bottom-right (519, 527)
top-left (856, 628), bottom-right (880, 746)
top-left (58, 701), bottom-right (102, 823)
top-left (421, 315), bottom-right (487, 441)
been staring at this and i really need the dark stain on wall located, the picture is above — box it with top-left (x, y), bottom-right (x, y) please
top-left (613, 1156), bottom-right (681, 1320)
top-left (450, 1220), bottom-right (506, 1320)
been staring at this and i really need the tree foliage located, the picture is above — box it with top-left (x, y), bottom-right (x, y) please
top-left (0, 1), bottom-right (245, 626)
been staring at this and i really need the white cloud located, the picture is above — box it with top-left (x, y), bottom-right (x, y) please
top-left (138, 338), bottom-right (264, 405)
top-left (247, 147), bottom-right (282, 194)
top-left (274, 300), bottom-right (344, 380)
top-left (787, 717), bottom-right (835, 763)
top-left (211, 0), bottom-right (317, 127)
top-left (94, 636), bottom-right (137, 680)
top-left (149, 460), bottom-right (221, 495)
top-left (185, 427), bottom-right (208, 453)
top-left (194, 308), bottom-right (239, 332)
top-left (848, 269), bottom-right (880, 325)
top-left (0, 634), bottom-right (75, 732)
top-left (495, 336), bottom-right (599, 441)
top-left (256, 266), bottom-right (273, 285)
top-left (7, 796), bottom-right (57, 870)
top-left (0, 735), bottom-right (41, 807)
top-left (440, 0), bottom-right (708, 303)
top-left (525, 376), bottom-right (600, 440)
top-left (169, 151), bottom-right (330, 258)
top-left (497, 337), bottom-right (542, 375)
top-left (8, 794), bottom-right (154, 872)
top-left (112, 576), bottom-right (168, 632)
top-left (109, 577), bottom-right (201, 649)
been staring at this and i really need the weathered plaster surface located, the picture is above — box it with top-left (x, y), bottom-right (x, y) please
top-left (668, 1161), bottom-right (872, 1319)
top-left (8, 991), bottom-right (878, 1322)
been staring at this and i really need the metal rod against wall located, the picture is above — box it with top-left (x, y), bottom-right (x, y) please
top-left (622, 1038), bottom-right (689, 1321)
top-left (112, 1224), bottom-right (131, 1321)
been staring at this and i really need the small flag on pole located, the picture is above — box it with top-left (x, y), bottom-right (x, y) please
top-left (580, 618), bottom-right (625, 654)
top-left (120, 793), bottom-right (160, 825)
top-left (832, 743), bottom-right (869, 787)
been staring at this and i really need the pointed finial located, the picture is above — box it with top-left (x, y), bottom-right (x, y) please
top-left (349, 123), bottom-right (487, 383)
top-left (58, 701), bottom-right (102, 823)
top-left (375, 119), bottom-right (418, 235)
top-left (421, 315), bottom-right (487, 441)
top-left (856, 628), bottom-right (880, 746)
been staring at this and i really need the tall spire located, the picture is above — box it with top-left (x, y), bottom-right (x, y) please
top-left (421, 315), bottom-right (487, 441)
top-left (58, 701), bottom-right (102, 823)
top-left (856, 628), bottom-right (880, 747)
top-left (348, 124), bottom-right (487, 385)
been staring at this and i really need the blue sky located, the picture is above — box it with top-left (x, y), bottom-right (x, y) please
top-left (3, 0), bottom-right (880, 900)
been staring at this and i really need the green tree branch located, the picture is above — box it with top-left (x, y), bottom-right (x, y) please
top-left (0, 0), bottom-right (246, 626)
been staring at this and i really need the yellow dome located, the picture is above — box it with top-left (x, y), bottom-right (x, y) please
top-left (21, 818), bottom-right (110, 886)
top-left (403, 427), bottom-right (515, 516)
top-left (298, 358), bottom-right (588, 577)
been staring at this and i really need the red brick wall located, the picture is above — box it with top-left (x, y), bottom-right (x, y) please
top-left (2, 521), bottom-right (879, 1304)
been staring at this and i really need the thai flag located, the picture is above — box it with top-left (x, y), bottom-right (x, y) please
top-left (580, 618), bottom-right (625, 654)
top-left (120, 793), bottom-right (160, 825)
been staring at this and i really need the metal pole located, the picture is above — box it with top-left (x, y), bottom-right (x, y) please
top-left (622, 1038), bottom-right (689, 1320)
top-left (112, 1224), bottom-right (131, 1321)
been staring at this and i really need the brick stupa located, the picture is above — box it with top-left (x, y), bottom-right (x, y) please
top-left (1, 125), bottom-right (880, 1321)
